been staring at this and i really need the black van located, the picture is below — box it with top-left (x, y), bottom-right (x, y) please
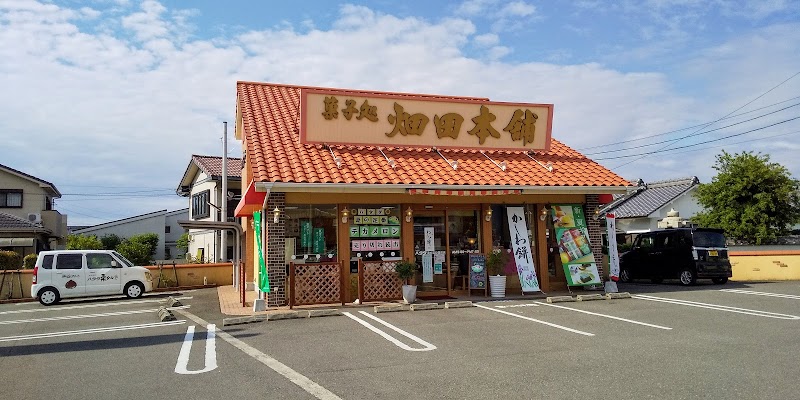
top-left (619, 228), bottom-right (732, 285)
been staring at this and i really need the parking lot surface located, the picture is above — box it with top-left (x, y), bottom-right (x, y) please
top-left (2, 281), bottom-right (799, 399)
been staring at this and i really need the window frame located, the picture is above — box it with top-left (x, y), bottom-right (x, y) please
top-left (0, 189), bottom-right (23, 208)
top-left (191, 189), bottom-right (211, 220)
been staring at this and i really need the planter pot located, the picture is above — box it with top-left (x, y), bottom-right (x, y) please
top-left (489, 275), bottom-right (506, 298)
top-left (402, 284), bottom-right (417, 304)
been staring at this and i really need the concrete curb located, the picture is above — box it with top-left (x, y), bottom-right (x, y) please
top-left (308, 309), bottom-right (342, 318)
top-left (167, 296), bottom-right (183, 307)
top-left (576, 294), bottom-right (605, 302)
top-left (375, 304), bottom-right (407, 313)
top-left (157, 306), bottom-right (176, 322)
top-left (606, 292), bottom-right (632, 299)
top-left (410, 303), bottom-right (443, 311)
top-left (445, 301), bottom-right (474, 309)
top-left (546, 295), bottom-right (576, 303)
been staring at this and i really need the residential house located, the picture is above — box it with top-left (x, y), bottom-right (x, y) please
top-left (0, 163), bottom-right (67, 257)
top-left (72, 209), bottom-right (188, 261)
top-left (176, 155), bottom-right (242, 262)
top-left (599, 177), bottom-right (702, 235)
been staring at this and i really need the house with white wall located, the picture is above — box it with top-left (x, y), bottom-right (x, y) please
top-left (599, 177), bottom-right (702, 234)
top-left (176, 155), bottom-right (242, 262)
top-left (0, 163), bottom-right (67, 257)
top-left (72, 209), bottom-right (188, 261)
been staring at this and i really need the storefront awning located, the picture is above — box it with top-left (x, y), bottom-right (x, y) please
top-left (234, 181), bottom-right (269, 217)
top-left (0, 238), bottom-right (35, 247)
top-left (407, 189), bottom-right (522, 196)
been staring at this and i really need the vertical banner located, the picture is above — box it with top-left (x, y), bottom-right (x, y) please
top-left (424, 227), bottom-right (435, 252)
top-left (253, 211), bottom-right (269, 292)
top-left (312, 227), bottom-right (325, 254)
top-left (506, 207), bottom-right (540, 292)
top-left (300, 220), bottom-right (312, 248)
top-left (422, 252), bottom-right (434, 283)
top-left (552, 204), bottom-right (601, 286)
top-left (606, 213), bottom-right (620, 281)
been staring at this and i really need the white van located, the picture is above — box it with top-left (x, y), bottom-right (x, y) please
top-left (31, 250), bottom-right (154, 306)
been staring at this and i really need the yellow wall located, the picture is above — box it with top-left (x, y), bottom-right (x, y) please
top-left (730, 251), bottom-right (800, 281)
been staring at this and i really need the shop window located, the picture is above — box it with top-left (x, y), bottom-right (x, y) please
top-left (448, 210), bottom-right (480, 279)
top-left (0, 190), bottom-right (23, 208)
top-left (347, 205), bottom-right (402, 262)
top-left (191, 190), bottom-right (210, 220)
top-left (285, 204), bottom-right (338, 263)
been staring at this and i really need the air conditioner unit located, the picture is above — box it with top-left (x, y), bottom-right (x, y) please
top-left (27, 213), bottom-right (42, 224)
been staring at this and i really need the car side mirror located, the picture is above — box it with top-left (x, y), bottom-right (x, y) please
top-left (111, 260), bottom-right (119, 268)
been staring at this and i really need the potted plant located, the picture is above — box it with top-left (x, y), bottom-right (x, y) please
top-left (394, 259), bottom-right (417, 304)
top-left (486, 248), bottom-right (509, 298)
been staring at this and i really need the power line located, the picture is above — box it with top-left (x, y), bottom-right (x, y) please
top-left (612, 71), bottom-right (800, 169)
top-left (583, 103), bottom-right (800, 156)
top-left (632, 129), bottom-right (800, 158)
top-left (577, 95), bottom-right (800, 151)
top-left (595, 116), bottom-right (800, 160)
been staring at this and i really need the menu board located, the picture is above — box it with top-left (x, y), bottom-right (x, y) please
top-left (468, 254), bottom-right (487, 290)
top-left (551, 204), bottom-right (601, 286)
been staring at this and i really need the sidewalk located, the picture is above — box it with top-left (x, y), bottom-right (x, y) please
top-left (216, 285), bottom-right (596, 316)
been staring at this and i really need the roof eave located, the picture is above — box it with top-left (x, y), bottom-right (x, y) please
top-left (258, 182), bottom-right (630, 195)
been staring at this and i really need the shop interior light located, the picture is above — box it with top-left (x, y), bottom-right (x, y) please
top-left (540, 206), bottom-right (549, 221)
top-left (480, 151), bottom-right (507, 171)
top-left (378, 147), bottom-right (397, 169)
top-left (341, 207), bottom-right (349, 223)
top-left (485, 208), bottom-right (493, 222)
top-left (273, 206), bottom-right (281, 223)
top-left (526, 151), bottom-right (553, 172)
top-left (433, 147), bottom-right (458, 170)
top-left (405, 207), bottom-right (413, 223)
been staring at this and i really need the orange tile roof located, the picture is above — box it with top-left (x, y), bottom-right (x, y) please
top-left (237, 81), bottom-right (630, 189)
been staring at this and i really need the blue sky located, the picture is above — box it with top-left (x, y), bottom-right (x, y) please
top-left (1, 0), bottom-right (799, 225)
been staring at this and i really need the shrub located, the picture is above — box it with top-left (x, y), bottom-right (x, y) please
top-left (100, 234), bottom-right (122, 250)
top-left (23, 254), bottom-right (37, 269)
top-left (394, 260), bottom-right (417, 284)
top-left (67, 234), bottom-right (103, 250)
top-left (0, 250), bottom-right (22, 270)
top-left (117, 240), bottom-right (153, 266)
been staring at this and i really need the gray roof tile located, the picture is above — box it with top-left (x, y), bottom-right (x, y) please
top-left (602, 177), bottom-right (699, 218)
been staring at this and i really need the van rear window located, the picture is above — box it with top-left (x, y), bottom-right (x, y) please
top-left (692, 232), bottom-right (727, 248)
top-left (41, 254), bottom-right (54, 269)
top-left (55, 254), bottom-right (83, 270)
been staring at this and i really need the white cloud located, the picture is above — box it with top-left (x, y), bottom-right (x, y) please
top-left (498, 1), bottom-right (536, 18)
top-left (0, 1), bottom-right (798, 224)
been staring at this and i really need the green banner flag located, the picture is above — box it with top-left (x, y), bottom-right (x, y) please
top-left (253, 211), bottom-right (269, 292)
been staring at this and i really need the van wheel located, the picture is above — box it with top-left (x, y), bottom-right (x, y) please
top-left (125, 282), bottom-right (144, 298)
top-left (619, 268), bottom-right (633, 283)
top-left (679, 269), bottom-right (697, 286)
top-left (712, 277), bottom-right (728, 284)
top-left (38, 287), bottom-right (60, 306)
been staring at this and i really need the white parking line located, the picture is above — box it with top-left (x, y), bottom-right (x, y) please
top-left (0, 305), bottom-right (190, 325)
top-left (342, 311), bottom-right (436, 352)
top-left (175, 324), bottom-right (217, 375)
top-left (0, 296), bottom-right (193, 315)
top-left (176, 309), bottom-right (342, 400)
top-left (0, 320), bottom-right (187, 342)
top-left (496, 303), bottom-right (541, 309)
top-left (538, 302), bottom-right (672, 330)
top-left (475, 304), bottom-right (594, 336)
top-left (720, 289), bottom-right (800, 300)
top-left (633, 294), bottom-right (800, 320)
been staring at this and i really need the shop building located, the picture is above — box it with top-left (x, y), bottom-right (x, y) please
top-left (233, 82), bottom-right (630, 307)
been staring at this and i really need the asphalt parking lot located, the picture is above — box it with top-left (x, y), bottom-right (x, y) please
top-left (2, 281), bottom-right (799, 400)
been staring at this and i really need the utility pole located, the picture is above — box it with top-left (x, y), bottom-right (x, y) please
top-left (221, 121), bottom-right (228, 262)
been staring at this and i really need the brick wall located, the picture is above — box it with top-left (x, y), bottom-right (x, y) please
top-left (266, 192), bottom-right (287, 307)
top-left (585, 194), bottom-right (605, 279)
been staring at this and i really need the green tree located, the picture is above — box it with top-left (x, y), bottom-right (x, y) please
top-left (100, 234), bottom-right (122, 250)
top-left (694, 151), bottom-right (800, 244)
top-left (176, 232), bottom-right (190, 253)
top-left (116, 233), bottom-right (159, 265)
top-left (66, 234), bottom-right (103, 250)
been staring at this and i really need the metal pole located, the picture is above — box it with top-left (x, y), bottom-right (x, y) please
top-left (221, 121), bottom-right (228, 264)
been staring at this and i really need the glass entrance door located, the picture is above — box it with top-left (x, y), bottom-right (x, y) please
top-left (412, 212), bottom-right (447, 295)
top-left (412, 209), bottom-right (481, 296)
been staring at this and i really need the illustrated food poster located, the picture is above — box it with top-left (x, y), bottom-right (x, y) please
top-left (551, 204), bottom-right (601, 286)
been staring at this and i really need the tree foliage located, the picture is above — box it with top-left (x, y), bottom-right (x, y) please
top-left (176, 232), bottom-right (190, 252)
top-left (694, 151), bottom-right (800, 244)
top-left (116, 233), bottom-right (159, 266)
top-left (66, 234), bottom-right (103, 250)
top-left (100, 234), bottom-right (122, 250)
